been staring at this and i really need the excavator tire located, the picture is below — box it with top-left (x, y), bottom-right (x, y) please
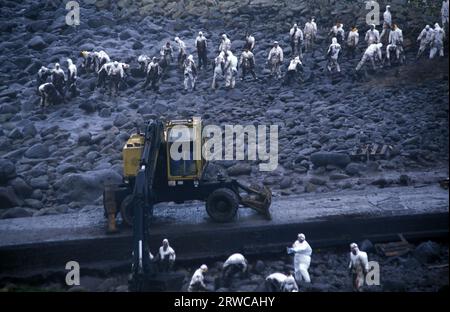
top-left (120, 195), bottom-right (134, 227)
top-left (206, 188), bottom-right (239, 223)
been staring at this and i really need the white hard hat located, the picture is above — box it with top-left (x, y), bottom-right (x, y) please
top-left (174, 36), bottom-right (180, 41)
top-left (350, 243), bottom-right (358, 249)
top-left (163, 238), bottom-right (169, 244)
top-left (274, 41), bottom-right (279, 44)
top-left (293, 23), bottom-right (297, 27)
top-left (55, 63), bottom-right (60, 68)
top-left (298, 233), bottom-right (305, 240)
top-left (188, 54), bottom-right (194, 61)
top-left (386, 5), bottom-right (390, 9)
top-left (200, 264), bottom-right (208, 271)
top-left (199, 31), bottom-right (203, 36)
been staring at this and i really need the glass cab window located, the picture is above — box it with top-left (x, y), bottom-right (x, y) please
top-left (167, 126), bottom-right (197, 178)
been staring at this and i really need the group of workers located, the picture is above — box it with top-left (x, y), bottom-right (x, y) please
top-left (36, 1), bottom-right (448, 107)
top-left (152, 234), bottom-right (370, 292)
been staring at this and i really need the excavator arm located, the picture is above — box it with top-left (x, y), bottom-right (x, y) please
top-left (130, 120), bottom-right (164, 290)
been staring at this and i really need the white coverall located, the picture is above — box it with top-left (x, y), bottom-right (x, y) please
top-left (94, 50), bottom-right (110, 72)
top-left (386, 27), bottom-right (404, 63)
top-left (365, 27), bottom-right (380, 45)
top-left (304, 21), bottom-right (316, 52)
top-left (211, 52), bottom-right (225, 89)
top-left (290, 25), bottom-right (304, 57)
top-left (417, 25), bottom-right (433, 58)
top-left (356, 43), bottom-right (383, 71)
top-left (327, 37), bottom-right (341, 72)
top-left (223, 253), bottom-right (247, 272)
top-left (188, 267), bottom-right (207, 292)
top-left (158, 245), bottom-right (176, 262)
top-left (292, 239), bottom-right (312, 283)
top-left (224, 52), bottom-right (238, 89)
top-left (349, 249), bottom-right (369, 291)
top-left (183, 56), bottom-right (197, 91)
top-left (282, 275), bottom-right (299, 292)
top-left (383, 8), bottom-right (392, 27)
top-left (219, 35), bottom-right (231, 53)
top-left (268, 45), bottom-right (284, 78)
top-left (430, 24), bottom-right (446, 59)
top-left (347, 29), bottom-right (359, 48)
top-left (265, 273), bottom-right (287, 292)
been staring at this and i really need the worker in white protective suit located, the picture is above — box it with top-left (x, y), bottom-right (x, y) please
top-left (327, 37), bottom-right (341, 73)
top-left (219, 34), bottom-right (231, 53)
top-left (224, 50), bottom-right (238, 89)
top-left (356, 43), bottom-right (383, 71)
top-left (175, 37), bottom-right (187, 69)
top-left (417, 25), bottom-right (434, 59)
top-left (348, 243), bottom-right (369, 292)
top-left (66, 58), bottom-right (78, 98)
top-left (183, 54), bottom-right (197, 91)
top-left (211, 51), bottom-right (225, 89)
top-left (347, 27), bottom-right (360, 59)
top-left (289, 233), bottom-right (312, 283)
top-left (222, 253), bottom-right (248, 285)
top-left (244, 33), bottom-right (256, 51)
top-left (282, 272), bottom-right (299, 292)
top-left (188, 264), bottom-right (208, 292)
top-left (290, 23), bottom-right (304, 58)
top-left (386, 24), bottom-right (405, 66)
top-left (383, 5), bottom-right (392, 27)
top-left (143, 57), bottom-right (162, 91)
top-left (365, 24), bottom-right (380, 46)
top-left (51, 63), bottom-right (66, 99)
top-left (268, 41), bottom-right (284, 79)
top-left (38, 82), bottom-right (61, 108)
top-left (304, 18), bottom-right (316, 53)
top-left (195, 31), bottom-right (208, 70)
top-left (93, 50), bottom-right (110, 72)
top-left (329, 23), bottom-right (345, 45)
top-left (156, 238), bottom-right (176, 272)
top-left (283, 56), bottom-right (303, 85)
top-left (430, 23), bottom-right (446, 59)
top-left (37, 66), bottom-right (51, 93)
top-left (108, 61), bottom-right (125, 96)
top-left (240, 48), bottom-right (257, 80)
top-left (265, 273), bottom-right (287, 292)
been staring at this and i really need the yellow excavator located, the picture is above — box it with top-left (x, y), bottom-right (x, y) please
top-left (102, 117), bottom-right (272, 290)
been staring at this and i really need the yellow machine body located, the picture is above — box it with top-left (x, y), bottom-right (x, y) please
top-left (122, 117), bottom-right (204, 181)
top-left (123, 133), bottom-right (145, 178)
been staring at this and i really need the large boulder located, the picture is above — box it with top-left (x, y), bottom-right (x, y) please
top-left (0, 158), bottom-right (16, 184)
top-left (414, 241), bottom-right (441, 264)
top-left (10, 177), bottom-right (33, 198)
top-left (0, 187), bottom-right (22, 209)
top-left (310, 152), bottom-right (351, 168)
top-left (24, 143), bottom-right (50, 159)
top-left (57, 169), bottom-right (122, 203)
top-left (226, 163), bottom-right (252, 176)
top-left (27, 35), bottom-right (47, 50)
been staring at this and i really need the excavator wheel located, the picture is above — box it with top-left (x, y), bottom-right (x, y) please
top-left (206, 188), bottom-right (239, 223)
top-left (120, 195), bottom-right (134, 227)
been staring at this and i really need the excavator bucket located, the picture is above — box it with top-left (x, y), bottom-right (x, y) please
top-left (237, 182), bottom-right (272, 220)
